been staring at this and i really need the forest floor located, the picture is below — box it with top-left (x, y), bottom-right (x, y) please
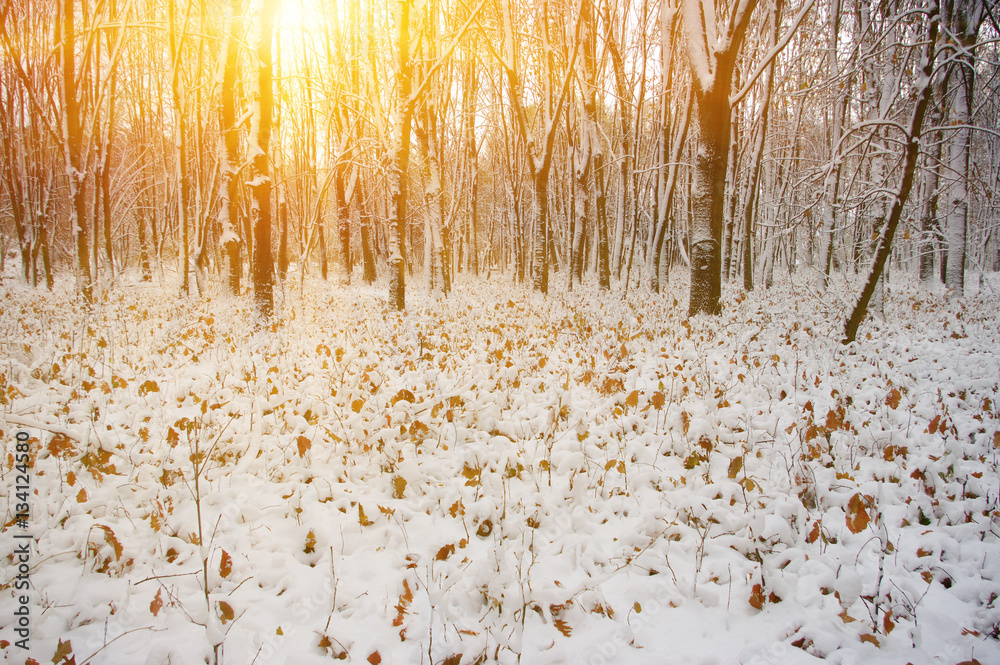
top-left (2, 269), bottom-right (1000, 665)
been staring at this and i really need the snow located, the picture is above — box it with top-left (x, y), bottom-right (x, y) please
top-left (248, 101), bottom-right (264, 162)
top-left (2, 272), bottom-right (1000, 664)
top-left (680, 0), bottom-right (715, 91)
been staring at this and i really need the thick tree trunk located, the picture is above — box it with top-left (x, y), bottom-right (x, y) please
top-left (688, 82), bottom-right (730, 316)
top-left (942, 0), bottom-right (984, 295)
top-left (681, 0), bottom-right (759, 317)
top-left (358, 183), bottom-right (376, 284)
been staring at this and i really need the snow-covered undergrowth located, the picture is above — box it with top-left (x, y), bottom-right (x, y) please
top-left (2, 272), bottom-right (1000, 665)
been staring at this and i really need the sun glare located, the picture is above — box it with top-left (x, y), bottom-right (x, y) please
top-left (278, 0), bottom-right (313, 31)
top-left (275, 0), bottom-right (327, 69)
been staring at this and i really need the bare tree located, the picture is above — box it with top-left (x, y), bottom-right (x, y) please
top-left (60, 0), bottom-right (94, 301)
top-left (251, 0), bottom-right (278, 320)
top-left (941, 0), bottom-right (986, 295)
top-left (681, 0), bottom-right (815, 315)
top-left (388, 0), bottom-right (415, 311)
top-left (218, 0), bottom-right (244, 294)
top-left (844, 7), bottom-right (940, 343)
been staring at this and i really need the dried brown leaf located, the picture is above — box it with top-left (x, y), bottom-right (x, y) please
top-left (219, 601), bottom-right (234, 624)
top-left (150, 589), bottom-right (164, 617)
top-left (220, 549), bottom-right (233, 578)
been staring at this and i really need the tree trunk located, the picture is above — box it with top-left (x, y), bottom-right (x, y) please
top-left (219, 0), bottom-right (243, 294)
top-left (688, 82), bottom-right (730, 316)
top-left (60, 0), bottom-right (93, 301)
top-left (741, 0), bottom-right (781, 292)
top-left (464, 53), bottom-right (480, 277)
top-left (251, 0), bottom-right (277, 321)
top-left (819, 0), bottom-right (844, 289)
top-left (942, 0), bottom-right (984, 295)
top-left (532, 170), bottom-right (551, 294)
top-left (168, 0), bottom-right (192, 295)
top-left (650, 90), bottom-right (692, 293)
top-left (388, 0), bottom-right (413, 311)
top-left (681, 0), bottom-right (759, 316)
top-left (944, 64), bottom-right (971, 294)
top-left (358, 183), bottom-right (376, 283)
top-left (844, 14), bottom-right (939, 344)
top-left (918, 139), bottom-right (942, 285)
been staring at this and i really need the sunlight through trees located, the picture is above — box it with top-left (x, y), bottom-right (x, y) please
top-left (1, 0), bottom-right (998, 323)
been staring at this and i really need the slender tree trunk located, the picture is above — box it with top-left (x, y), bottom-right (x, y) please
top-left (650, 90), bottom-right (692, 293)
top-left (251, 0), bottom-right (277, 320)
top-left (723, 111), bottom-right (739, 283)
top-left (819, 0), bottom-right (845, 289)
top-left (388, 0), bottom-right (413, 311)
top-left (945, 61), bottom-right (972, 294)
top-left (358, 182), bottom-right (376, 283)
top-left (60, 0), bottom-right (93, 301)
top-left (606, 4), bottom-right (632, 281)
top-left (169, 0), bottom-right (192, 295)
top-left (278, 199), bottom-right (289, 280)
top-left (100, 2), bottom-right (119, 278)
top-left (335, 167), bottom-right (352, 283)
top-left (844, 14), bottom-right (939, 344)
top-left (219, 0), bottom-right (243, 294)
top-left (742, 0), bottom-right (781, 291)
top-left (464, 53), bottom-right (480, 277)
top-left (918, 136), bottom-right (942, 285)
top-left (531, 168), bottom-right (551, 293)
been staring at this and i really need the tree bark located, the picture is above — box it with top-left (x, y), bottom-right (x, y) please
top-left (60, 0), bottom-right (93, 302)
top-left (251, 0), bottom-right (277, 321)
top-left (219, 0), bottom-right (243, 294)
top-left (681, 0), bottom-right (759, 316)
top-left (168, 0), bottom-right (192, 295)
top-left (388, 0), bottom-right (413, 311)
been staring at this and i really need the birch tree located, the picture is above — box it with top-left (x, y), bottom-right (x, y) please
top-left (388, 0), bottom-right (415, 311)
top-left (941, 0), bottom-right (986, 295)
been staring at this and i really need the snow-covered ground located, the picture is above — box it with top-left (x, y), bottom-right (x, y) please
top-left (2, 272), bottom-right (999, 665)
